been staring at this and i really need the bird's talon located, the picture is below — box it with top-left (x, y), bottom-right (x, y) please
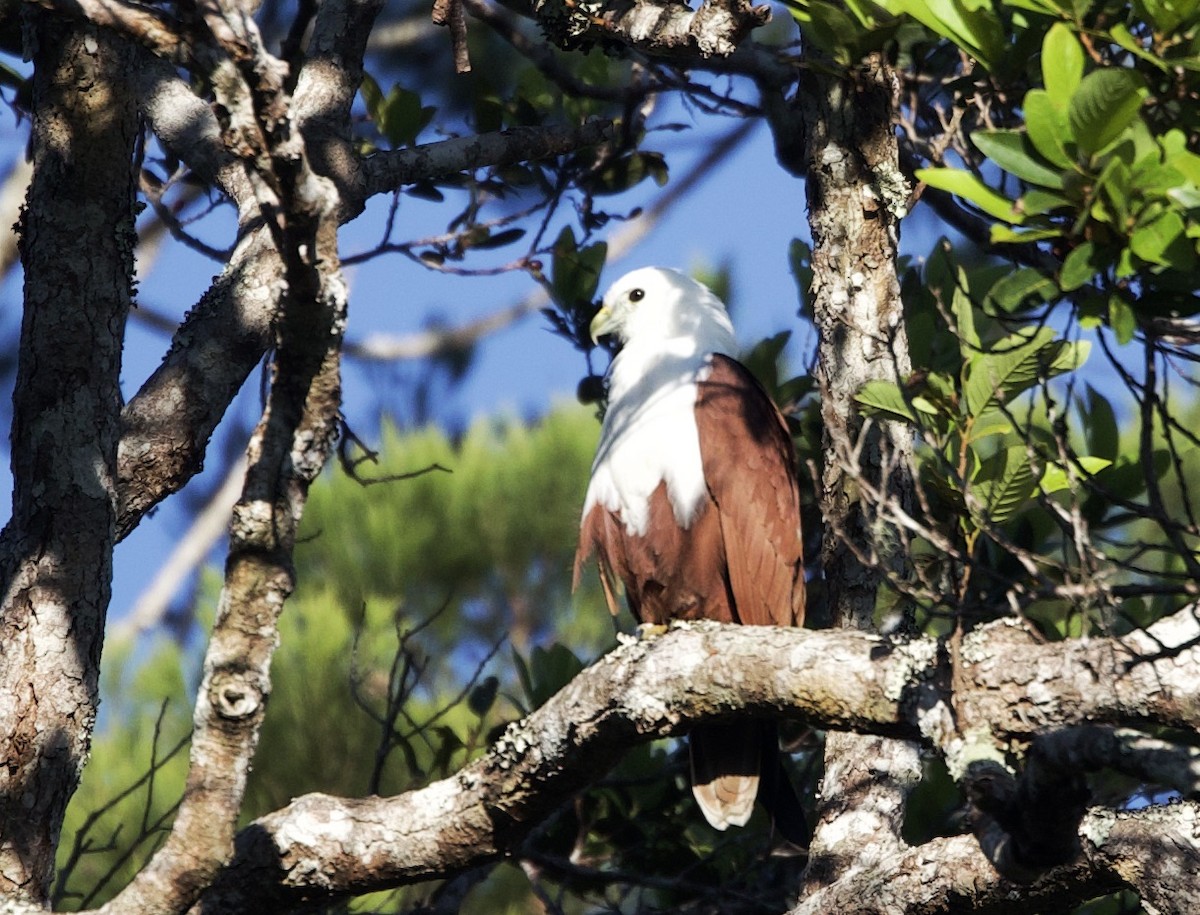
top-left (637, 623), bottom-right (669, 639)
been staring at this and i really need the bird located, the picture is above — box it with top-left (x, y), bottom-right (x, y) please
top-left (574, 266), bottom-right (807, 845)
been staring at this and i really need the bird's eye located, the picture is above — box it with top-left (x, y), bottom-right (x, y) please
top-left (629, 288), bottom-right (645, 303)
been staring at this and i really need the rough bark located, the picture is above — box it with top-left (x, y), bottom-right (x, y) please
top-left (788, 48), bottom-right (923, 894)
top-left (97, 2), bottom-right (351, 909)
top-left (0, 21), bottom-right (138, 902)
top-left (187, 612), bottom-right (1200, 911)
top-left (523, 0), bottom-right (771, 58)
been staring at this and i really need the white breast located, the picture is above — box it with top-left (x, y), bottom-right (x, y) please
top-left (582, 345), bottom-right (713, 537)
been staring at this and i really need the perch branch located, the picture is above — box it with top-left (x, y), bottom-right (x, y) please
top-left (192, 609), bottom-right (1200, 910)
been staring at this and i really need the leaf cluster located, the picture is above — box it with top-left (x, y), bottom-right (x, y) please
top-left (855, 245), bottom-right (1187, 636)
top-left (897, 5), bottom-right (1200, 337)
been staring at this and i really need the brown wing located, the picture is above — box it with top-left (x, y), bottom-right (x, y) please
top-left (695, 354), bottom-right (805, 628)
top-left (575, 483), bottom-right (733, 627)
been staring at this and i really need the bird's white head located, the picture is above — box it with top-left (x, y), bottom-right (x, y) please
top-left (590, 267), bottom-right (736, 354)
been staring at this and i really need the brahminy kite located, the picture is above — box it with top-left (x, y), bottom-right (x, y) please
top-left (575, 266), bottom-right (806, 843)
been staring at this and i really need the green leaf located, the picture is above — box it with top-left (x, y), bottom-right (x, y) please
top-left (953, 267), bottom-right (980, 352)
top-left (920, 0), bottom-right (1005, 68)
top-left (973, 444), bottom-right (1037, 524)
top-left (990, 225), bottom-right (1064, 244)
top-left (1042, 23), bottom-right (1085, 110)
top-left (525, 644), bottom-right (584, 708)
top-left (972, 130), bottom-right (1064, 189)
top-left (1109, 23), bottom-right (1170, 71)
top-left (1060, 241), bottom-right (1101, 291)
top-left (551, 227), bottom-right (608, 308)
top-left (1039, 456), bottom-right (1113, 494)
top-left (360, 72), bottom-right (384, 123)
top-left (788, 0), bottom-right (863, 60)
top-left (1047, 339), bottom-right (1090, 374)
top-left (466, 227), bottom-right (527, 250)
top-left (986, 267), bottom-right (1057, 311)
top-left (965, 327), bottom-right (1081, 415)
top-left (589, 152), bottom-right (668, 195)
top-left (1082, 384), bottom-right (1119, 461)
top-left (917, 168), bottom-right (1024, 223)
top-left (856, 379), bottom-right (933, 423)
top-left (1138, 0), bottom-right (1186, 31)
top-left (790, 238), bottom-right (814, 319)
top-left (967, 410), bottom-right (1013, 442)
top-left (1095, 156), bottom-right (1133, 227)
top-left (1020, 189), bottom-right (1071, 216)
top-left (740, 331), bottom-right (792, 391)
top-left (468, 676), bottom-right (500, 716)
top-left (1109, 296), bottom-right (1137, 343)
top-left (1025, 90), bottom-right (1075, 168)
top-left (1131, 210), bottom-right (1188, 266)
top-left (1068, 69), bottom-right (1147, 157)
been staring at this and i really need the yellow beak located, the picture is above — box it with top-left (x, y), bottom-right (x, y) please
top-left (589, 306), bottom-right (618, 344)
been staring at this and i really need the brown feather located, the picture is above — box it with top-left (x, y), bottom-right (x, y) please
top-left (696, 355), bottom-right (805, 628)
top-left (574, 353), bottom-right (806, 839)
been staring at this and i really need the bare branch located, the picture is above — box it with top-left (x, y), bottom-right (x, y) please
top-left (135, 52), bottom-right (253, 208)
top-left (965, 726), bottom-right (1200, 882)
top-left (117, 94), bottom-right (611, 545)
top-left (358, 120), bottom-right (614, 203)
top-left (41, 0), bottom-right (199, 64)
top-left (788, 832), bottom-right (1119, 915)
top-left (293, 0), bottom-right (386, 210)
top-left (99, 4), bottom-right (350, 909)
top-left (188, 611), bottom-right (1200, 910)
top-left (431, 0), bottom-right (471, 72)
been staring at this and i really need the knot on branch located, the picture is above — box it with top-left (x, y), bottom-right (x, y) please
top-left (210, 669), bottom-right (266, 719)
top-left (687, 0), bottom-right (770, 57)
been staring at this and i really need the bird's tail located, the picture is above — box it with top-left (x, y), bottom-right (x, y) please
top-left (689, 721), bottom-right (808, 850)
top-left (690, 721), bottom-right (761, 830)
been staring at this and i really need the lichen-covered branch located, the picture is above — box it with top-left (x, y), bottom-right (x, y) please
top-left (189, 611), bottom-right (1200, 910)
top-left (965, 726), bottom-right (1200, 882)
top-left (790, 800), bottom-right (1200, 915)
top-left (787, 832), bottom-right (1119, 915)
top-left (97, 8), bottom-right (349, 913)
top-left (516, 0), bottom-right (770, 58)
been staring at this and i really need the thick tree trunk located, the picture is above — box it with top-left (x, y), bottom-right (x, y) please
top-left (0, 20), bottom-right (138, 901)
top-left (790, 50), bottom-right (924, 892)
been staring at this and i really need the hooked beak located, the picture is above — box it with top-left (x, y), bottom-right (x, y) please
top-left (589, 305), bottom-right (618, 344)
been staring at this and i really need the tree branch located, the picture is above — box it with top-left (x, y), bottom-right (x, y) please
top-left (358, 120), bottom-right (614, 205)
top-left (965, 726), bottom-right (1200, 881)
top-left (788, 832), bottom-right (1118, 915)
top-left (191, 610), bottom-right (1200, 909)
top-left (516, 0), bottom-right (770, 58)
top-left (116, 114), bottom-right (613, 541)
top-left (99, 5), bottom-right (350, 910)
